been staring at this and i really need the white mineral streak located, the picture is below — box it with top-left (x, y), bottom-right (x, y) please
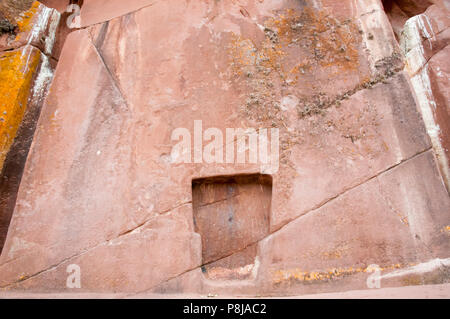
top-left (401, 14), bottom-right (436, 75)
top-left (32, 54), bottom-right (52, 100)
top-left (380, 258), bottom-right (450, 280)
top-left (401, 14), bottom-right (450, 191)
top-left (23, 5), bottom-right (61, 102)
top-left (45, 10), bottom-right (61, 55)
top-left (21, 4), bottom-right (52, 68)
top-left (355, 0), bottom-right (397, 73)
top-left (410, 68), bottom-right (449, 187)
top-left (19, 4), bottom-right (60, 72)
top-left (27, 6), bottom-right (52, 45)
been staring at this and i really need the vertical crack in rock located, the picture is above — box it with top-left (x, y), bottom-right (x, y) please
top-left (87, 30), bottom-right (131, 113)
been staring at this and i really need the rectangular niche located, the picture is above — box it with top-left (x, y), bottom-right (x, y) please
top-left (192, 174), bottom-right (272, 281)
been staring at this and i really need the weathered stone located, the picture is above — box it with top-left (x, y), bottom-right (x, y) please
top-left (192, 175), bottom-right (271, 267)
top-left (0, 29), bottom-right (134, 287)
top-left (0, 10), bottom-right (16, 34)
top-left (0, 47), bottom-right (40, 167)
top-left (4, 204), bottom-right (201, 293)
top-left (0, 1), bottom-right (60, 56)
top-left (39, 0), bottom-right (71, 13)
top-left (0, 45), bottom-right (43, 253)
top-left (401, 2), bottom-right (450, 192)
top-left (0, 0), bottom-right (59, 256)
top-left (80, 0), bottom-right (156, 27)
top-left (0, 0), bottom-right (448, 296)
top-left (427, 47), bottom-right (450, 183)
top-left (401, 5), bottom-right (450, 75)
top-left (0, 0), bottom-right (34, 21)
top-left (152, 151), bottom-right (449, 296)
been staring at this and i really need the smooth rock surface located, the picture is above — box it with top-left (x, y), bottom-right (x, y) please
top-left (0, 0), bottom-right (448, 296)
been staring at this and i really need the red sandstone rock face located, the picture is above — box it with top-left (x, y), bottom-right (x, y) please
top-left (0, 1), bottom-right (59, 261)
top-left (401, 3), bottom-right (450, 192)
top-left (0, 1), bottom-right (60, 56)
top-left (0, 0), bottom-right (448, 295)
top-left (80, 0), bottom-right (155, 27)
top-left (38, 0), bottom-right (70, 13)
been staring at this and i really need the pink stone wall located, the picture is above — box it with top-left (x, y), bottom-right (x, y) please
top-left (0, 0), bottom-right (448, 296)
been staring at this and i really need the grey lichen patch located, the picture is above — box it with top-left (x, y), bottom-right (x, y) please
top-left (226, 6), bottom-right (402, 202)
top-left (0, 0), bottom-right (34, 21)
top-left (226, 7), bottom-right (370, 198)
top-left (296, 53), bottom-right (402, 121)
top-left (297, 93), bottom-right (332, 118)
top-left (228, 7), bottom-right (368, 128)
top-left (0, 11), bottom-right (17, 34)
top-left (374, 52), bottom-right (404, 77)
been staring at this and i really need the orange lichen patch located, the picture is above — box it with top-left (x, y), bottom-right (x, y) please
top-left (273, 263), bottom-right (406, 285)
top-left (18, 274), bottom-right (29, 281)
top-left (228, 31), bottom-right (286, 125)
top-left (228, 36), bottom-right (257, 77)
top-left (441, 226), bottom-right (450, 234)
top-left (227, 7), bottom-right (364, 127)
top-left (228, 33), bottom-right (285, 78)
top-left (273, 267), bottom-right (361, 284)
top-left (0, 46), bottom-right (41, 169)
top-left (264, 7), bottom-right (361, 74)
top-left (15, 1), bottom-right (40, 33)
top-left (321, 242), bottom-right (350, 260)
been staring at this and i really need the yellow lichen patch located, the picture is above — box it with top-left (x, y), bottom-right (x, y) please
top-left (228, 31), bottom-right (286, 125)
top-left (321, 242), bottom-right (350, 260)
top-left (0, 46), bottom-right (41, 169)
top-left (273, 266), bottom-right (361, 284)
top-left (227, 7), bottom-right (363, 128)
top-left (14, 1), bottom-right (40, 41)
top-left (18, 274), bottom-right (28, 281)
top-left (228, 33), bottom-right (285, 79)
top-left (273, 262), bottom-right (406, 285)
top-left (16, 1), bottom-right (41, 41)
top-left (264, 7), bottom-right (361, 76)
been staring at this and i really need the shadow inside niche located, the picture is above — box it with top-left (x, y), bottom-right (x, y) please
top-left (192, 174), bottom-right (272, 281)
